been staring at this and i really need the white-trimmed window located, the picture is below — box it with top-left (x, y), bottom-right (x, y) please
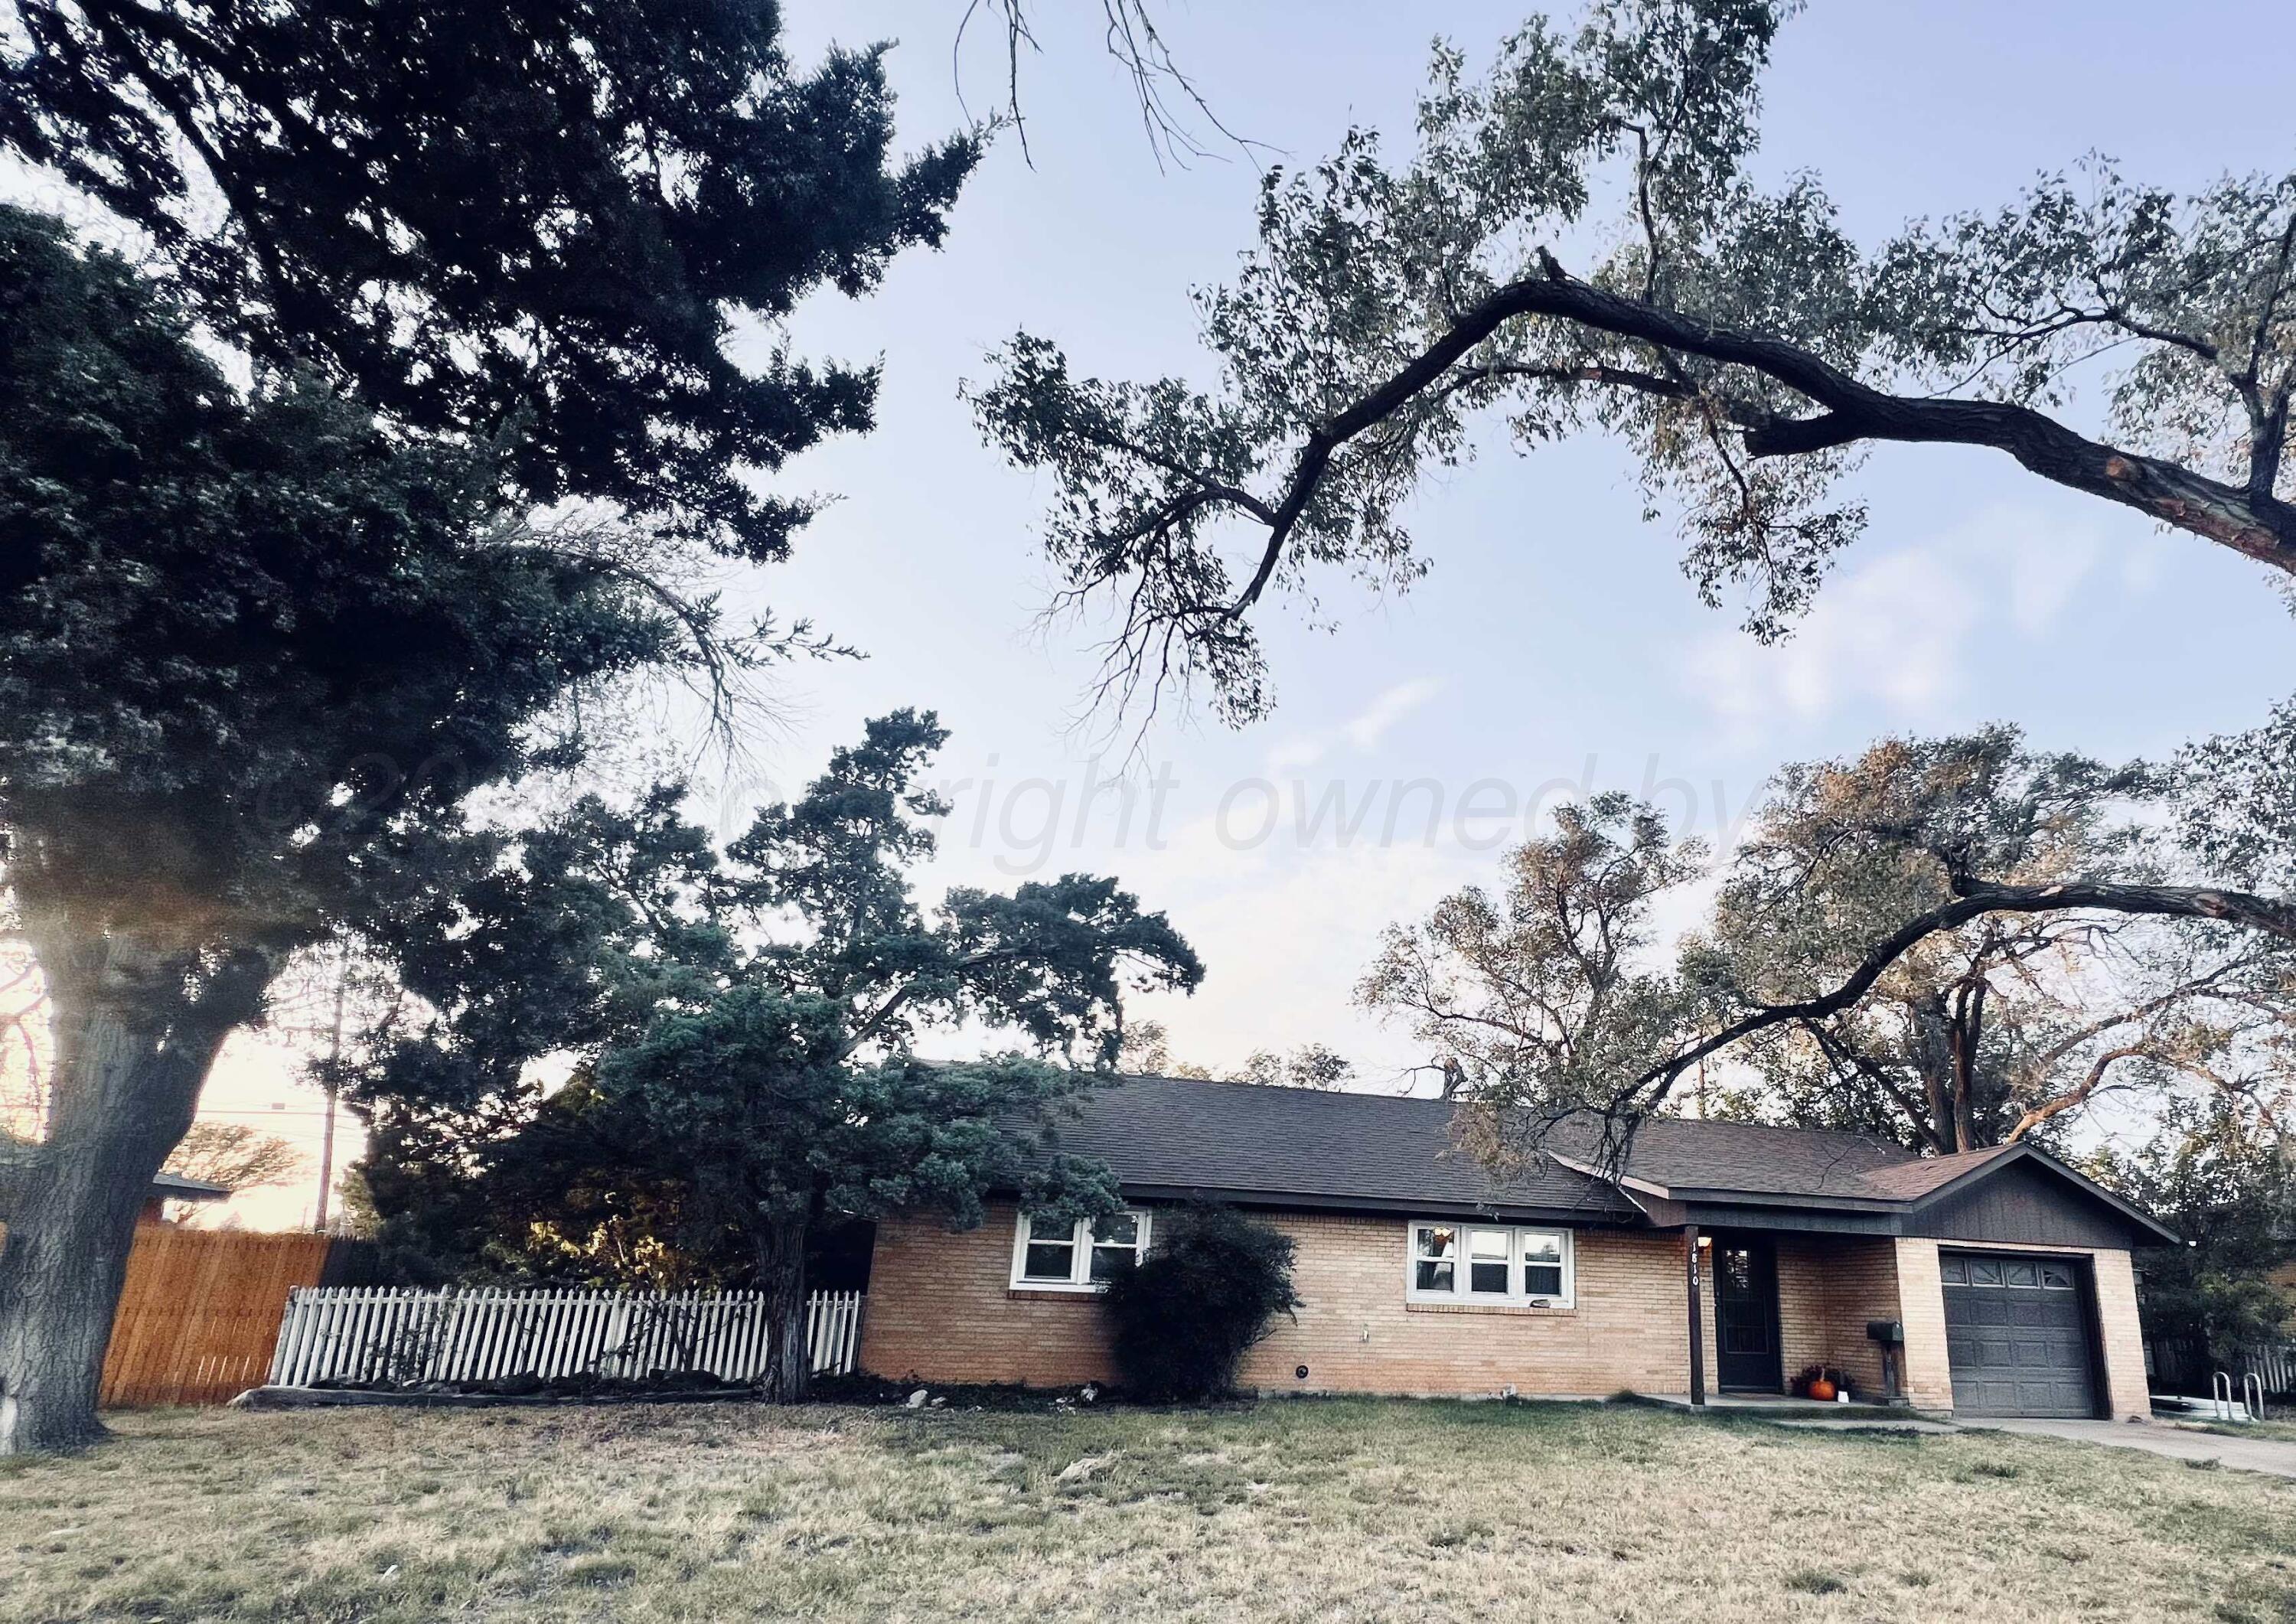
top-left (1407, 1221), bottom-right (1574, 1306)
top-left (1010, 1209), bottom-right (1151, 1291)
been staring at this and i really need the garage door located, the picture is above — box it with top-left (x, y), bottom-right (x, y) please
top-left (1940, 1252), bottom-right (2097, 1417)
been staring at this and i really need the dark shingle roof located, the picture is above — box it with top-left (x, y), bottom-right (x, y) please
top-left (1032, 1077), bottom-right (2174, 1243)
top-left (1543, 1114), bottom-right (1922, 1202)
top-left (1841, 1143), bottom-right (2021, 1200)
top-left (1038, 1075), bottom-right (1637, 1221)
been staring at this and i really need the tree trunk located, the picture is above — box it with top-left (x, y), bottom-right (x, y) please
top-left (753, 1207), bottom-right (811, 1404)
top-left (0, 923), bottom-right (242, 1456)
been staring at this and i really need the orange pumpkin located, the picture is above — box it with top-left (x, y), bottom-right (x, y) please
top-left (1808, 1378), bottom-right (1837, 1402)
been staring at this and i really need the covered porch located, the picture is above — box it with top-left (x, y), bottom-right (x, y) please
top-left (1680, 1227), bottom-right (1935, 1410)
top-left (1669, 1214), bottom-right (2156, 1421)
top-left (1549, 1130), bottom-right (2174, 1421)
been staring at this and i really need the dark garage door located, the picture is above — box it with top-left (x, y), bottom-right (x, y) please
top-left (1940, 1252), bottom-right (2097, 1417)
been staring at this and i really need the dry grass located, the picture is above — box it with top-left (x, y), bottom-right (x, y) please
top-left (2, 1398), bottom-right (2291, 1622)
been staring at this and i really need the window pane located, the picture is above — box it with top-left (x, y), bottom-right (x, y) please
top-left (2004, 1261), bottom-right (2038, 1288)
top-left (1522, 1233), bottom-right (1563, 1264)
top-left (1525, 1264), bottom-right (1564, 1298)
top-left (2040, 1264), bottom-right (2075, 1290)
top-left (1414, 1258), bottom-right (1456, 1294)
top-left (1971, 1259), bottom-right (2004, 1286)
top-left (1416, 1225), bottom-right (1456, 1260)
top-left (1023, 1240), bottom-right (1075, 1281)
top-left (1092, 1213), bottom-right (1140, 1247)
top-left (1939, 1257), bottom-right (1968, 1285)
top-left (1463, 1228), bottom-right (1508, 1294)
top-left (1089, 1244), bottom-right (1134, 1282)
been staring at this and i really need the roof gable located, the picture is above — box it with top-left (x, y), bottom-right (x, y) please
top-left (1901, 1144), bottom-right (2179, 1247)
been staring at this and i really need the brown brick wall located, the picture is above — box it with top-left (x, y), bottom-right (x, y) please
top-left (1776, 1234), bottom-right (1900, 1401)
top-left (863, 1205), bottom-right (1920, 1401)
top-left (1231, 1215), bottom-right (1705, 1398)
top-left (859, 1205), bottom-right (1120, 1388)
top-left (859, 1204), bottom-right (2144, 1414)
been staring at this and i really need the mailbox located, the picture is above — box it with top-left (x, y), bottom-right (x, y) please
top-left (1866, 1319), bottom-right (1904, 1346)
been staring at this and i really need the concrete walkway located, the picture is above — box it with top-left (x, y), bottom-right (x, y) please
top-left (1958, 1417), bottom-right (2296, 1479)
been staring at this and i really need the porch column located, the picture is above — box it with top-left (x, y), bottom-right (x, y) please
top-left (1684, 1224), bottom-right (1706, 1407)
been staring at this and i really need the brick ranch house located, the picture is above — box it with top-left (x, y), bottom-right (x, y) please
top-left (859, 1075), bottom-right (2177, 1419)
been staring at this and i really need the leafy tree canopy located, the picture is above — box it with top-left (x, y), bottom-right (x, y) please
top-left (1, 0), bottom-right (977, 558)
top-left (161, 1123), bottom-right (304, 1194)
top-left (0, 204), bottom-right (775, 1453)
top-left (1363, 735), bottom-right (2296, 1162)
top-left (0, 204), bottom-right (754, 987)
top-left (972, 0), bottom-right (2296, 726)
top-left (351, 712), bottom-right (1203, 1396)
top-left (2086, 1099), bottom-right (2294, 1361)
top-left (1361, 794), bottom-right (1707, 1114)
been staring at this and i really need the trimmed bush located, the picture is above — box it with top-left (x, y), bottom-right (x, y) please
top-left (1101, 1205), bottom-right (1302, 1401)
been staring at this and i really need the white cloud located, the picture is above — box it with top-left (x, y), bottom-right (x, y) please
top-left (1261, 675), bottom-right (1443, 778)
top-left (1681, 503), bottom-right (2106, 742)
top-left (1266, 737), bottom-right (1328, 774)
top-left (1342, 677), bottom-right (1444, 750)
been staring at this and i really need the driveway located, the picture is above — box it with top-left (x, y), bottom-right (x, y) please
top-left (1964, 1417), bottom-right (2296, 1479)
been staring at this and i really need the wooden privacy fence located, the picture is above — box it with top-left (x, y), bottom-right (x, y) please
top-left (101, 1225), bottom-right (338, 1407)
top-left (2148, 1334), bottom-right (2296, 1400)
top-left (269, 1286), bottom-right (866, 1388)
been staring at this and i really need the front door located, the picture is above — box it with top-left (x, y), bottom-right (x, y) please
top-left (1713, 1235), bottom-right (1782, 1392)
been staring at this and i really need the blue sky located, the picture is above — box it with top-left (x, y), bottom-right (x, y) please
top-left (732, 1), bottom-right (2296, 1084)
top-left (135, 2), bottom-right (2296, 1220)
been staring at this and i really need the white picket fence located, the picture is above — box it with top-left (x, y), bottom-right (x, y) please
top-left (2250, 1341), bottom-right (2296, 1400)
top-left (266, 1286), bottom-right (865, 1389)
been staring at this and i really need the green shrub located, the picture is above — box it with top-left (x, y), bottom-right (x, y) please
top-left (1101, 1205), bottom-right (1302, 1401)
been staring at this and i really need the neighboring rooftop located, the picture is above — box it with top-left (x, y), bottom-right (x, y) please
top-left (149, 1169), bottom-right (232, 1202)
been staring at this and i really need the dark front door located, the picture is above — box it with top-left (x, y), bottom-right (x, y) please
top-left (1713, 1235), bottom-right (1782, 1392)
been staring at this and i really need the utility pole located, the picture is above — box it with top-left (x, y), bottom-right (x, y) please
top-left (313, 950), bottom-right (347, 1233)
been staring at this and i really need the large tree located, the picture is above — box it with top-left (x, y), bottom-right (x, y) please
top-left (0, 1), bottom-right (977, 1453)
top-left (1365, 738), bottom-right (2295, 1163)
top-left (2086, 1099), bottom-right (2295, 1366)
top-left (1695, 735), bottom-right (2294, 1151)
top-left (974, 0), bottom-right (2296, 723)
top-left (351, 713), bottom-right (1200, 1400)
top-left (0, 210), bottom-right (778, 1454)
top-left (0, 0), bottom-right (975, 559)
top-left (974, 0), bottom-right (2296, 1019)
top-left (1359, 794), bottom-right (1705, 1111)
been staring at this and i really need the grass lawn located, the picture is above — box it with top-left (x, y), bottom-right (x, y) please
top-left (2174, 1417), bottom-right (2296, 1446)
top-left (4, 1399), bottom-right (2293, 1622)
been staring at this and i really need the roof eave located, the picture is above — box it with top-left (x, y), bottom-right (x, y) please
top-left (1112, 1182), bottom-right (1640, 1226)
